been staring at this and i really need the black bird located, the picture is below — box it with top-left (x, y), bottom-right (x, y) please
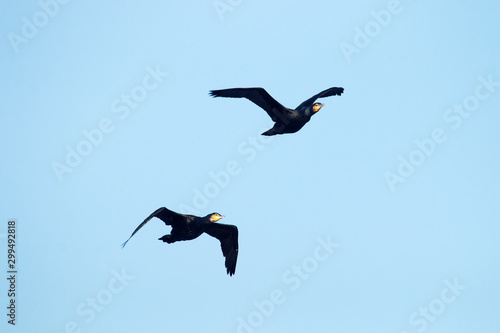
top-left (209, 86), bottom-right (344, 136)
top-left (121, 207), bottom-right (238, 276)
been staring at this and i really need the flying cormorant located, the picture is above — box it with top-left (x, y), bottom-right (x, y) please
top-left (121, 207), bottom-right (238, 276)
top-left (209, 86), bottom-right (344, 136)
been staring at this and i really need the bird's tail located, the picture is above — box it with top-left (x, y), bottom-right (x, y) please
top-left (261, 128), bottom-right (276, 136)
top-left (158, 234), bottom-right (176, 244)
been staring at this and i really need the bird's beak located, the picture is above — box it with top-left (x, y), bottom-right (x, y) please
top-left (214, 215), bottom-right (225, 222)
top-left (313, 103), bottom-right (325, 112)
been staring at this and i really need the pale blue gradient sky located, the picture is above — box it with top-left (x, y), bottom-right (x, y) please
top-left (1, 1), bottom-right (499, 332)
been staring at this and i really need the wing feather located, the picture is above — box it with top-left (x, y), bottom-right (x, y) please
top-left (295, 87), bottom-right (344, 111)
top-left (204, 223), bottom-right (239, 276)
top-left (210, 87), bottom-right (289, 122)
top-left (121, 207), bottom-right (185, 248)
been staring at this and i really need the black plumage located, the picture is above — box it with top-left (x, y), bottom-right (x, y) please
top-left (209, 86), bottom-right (344, 135)
top-left (121, 207), bottom-right (238, 276)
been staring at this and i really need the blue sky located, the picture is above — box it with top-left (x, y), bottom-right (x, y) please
top-left (1, 0), bottom-right (499, 332)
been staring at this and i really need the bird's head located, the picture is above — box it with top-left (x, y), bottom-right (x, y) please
top-left (312, 103), bottom-right (325, 113)
top-left (209, 213), bottom-right (225, 222)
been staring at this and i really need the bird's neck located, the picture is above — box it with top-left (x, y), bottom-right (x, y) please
top-left (303, 108), bottom-right (314, 117)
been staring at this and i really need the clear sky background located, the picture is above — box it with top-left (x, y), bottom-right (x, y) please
top-left (1, 0), bottom-right (499, 332)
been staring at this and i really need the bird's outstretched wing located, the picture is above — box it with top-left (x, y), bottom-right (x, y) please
top-left (295, 87), bottom-right (344, 111)
top-left (204, 223), bottom-right (239, 276)
top-left (121, 207), bottom-right (185, 248)
top-left (210, 87), bottom-right (290, 122)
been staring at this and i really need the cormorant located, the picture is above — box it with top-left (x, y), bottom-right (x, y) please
top-left (209, 86), bottom-right (344, 136)
top-left (121, 207), bottom-right (238, 276)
